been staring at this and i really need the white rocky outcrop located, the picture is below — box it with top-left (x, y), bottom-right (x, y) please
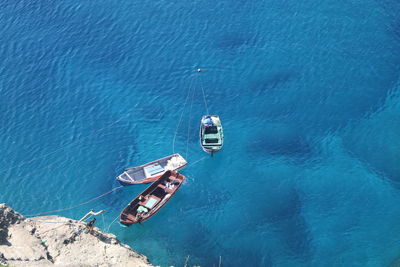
top-left (0, 204), bottom-right (153, 267)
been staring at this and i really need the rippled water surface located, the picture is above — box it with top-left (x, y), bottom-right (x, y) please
top-left (1, 1), bottom-right (400, 266)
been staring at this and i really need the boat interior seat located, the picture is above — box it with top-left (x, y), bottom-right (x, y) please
top-left (127, 214), bottom-right (136, 220)
top-left (204, 132), bottom-right (220, 138)
top-left (205, 138), bottom-right (220, 144)
top-left (159, 184), bottom-right (172, 193)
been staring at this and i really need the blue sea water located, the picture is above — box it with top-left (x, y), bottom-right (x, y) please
top-left (1, 0), bottom-right (400, 266)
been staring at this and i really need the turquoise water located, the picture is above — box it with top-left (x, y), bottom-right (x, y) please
top-left (1, 1), bottom-right (400, 266)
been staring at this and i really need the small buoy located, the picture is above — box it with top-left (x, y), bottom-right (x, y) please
top-left (197, 68), bottom-right (206, 72)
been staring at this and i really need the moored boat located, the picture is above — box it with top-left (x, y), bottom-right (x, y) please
top-left (116, 153), bottom-right (187, 185)
top-left (120, 170), bottom-right (185, 225)
top-left (199, 115), bottom-right (224, 154)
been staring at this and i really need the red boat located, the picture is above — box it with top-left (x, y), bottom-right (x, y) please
top-left (120, 170), bottom-right (186, 225)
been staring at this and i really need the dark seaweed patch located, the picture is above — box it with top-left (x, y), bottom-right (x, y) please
top-left (251, 71), bottom-right (298, 95)
top-left (215, 32), bottom-right (257, 52)
top-left (248, 128), bottom-right (313, 160)
top-left (389, 18), bottom-right (400, 42)
top-left (252, 135), bottom-right (311, 157)
top-left (139, 104), bottom-right (166, 122)
top-left (265, 189), bottom-right (312, 259)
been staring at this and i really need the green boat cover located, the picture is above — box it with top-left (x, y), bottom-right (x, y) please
top-left (137, 206), bottom-right (149, 213)
top-left (144, 197), bottom-right (158, 209)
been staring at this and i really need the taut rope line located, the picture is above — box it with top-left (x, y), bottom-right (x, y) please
top-left (24, 186), bottom-right (123, 217)
top-left (185, 75), bottom-right (197, 159)
top-left (172, 75), bottom-right (195, 154)
top-left (187, 156), bottom-right (207, 167)
top-left (106, 214), bottom-right (120, 232)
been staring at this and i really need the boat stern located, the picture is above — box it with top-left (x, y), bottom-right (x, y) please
top-left (164, 153), bottom-right (188, 171)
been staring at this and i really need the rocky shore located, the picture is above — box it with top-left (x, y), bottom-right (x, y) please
top-left (0, 204), bottom-right (153, 267)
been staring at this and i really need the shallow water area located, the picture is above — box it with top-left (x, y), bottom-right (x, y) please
top-left (1, 0), bottom-right (400, 266)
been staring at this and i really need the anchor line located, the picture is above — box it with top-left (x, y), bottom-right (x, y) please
top-left (172, 73), bottom-right (196, 154)
top-left (106, 214), bottom-right (120, 232)
top-left (185, 75), bottom-right (197, 159)
top-left (23, 186), bottom-right (123, 217)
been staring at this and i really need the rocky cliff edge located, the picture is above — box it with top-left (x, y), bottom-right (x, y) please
top-left (0, 203), bottom-right (153, 267)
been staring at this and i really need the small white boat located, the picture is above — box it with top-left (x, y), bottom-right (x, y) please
top-left (199, 115), bottom-right (224, 154)
top-left (116, 153), bottom-right (187, 185)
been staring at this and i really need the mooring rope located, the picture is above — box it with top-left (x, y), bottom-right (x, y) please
top-left (187, 156), bottom-right (207, 167)
top-left (172, 74), bottom-right (196, 154)
top-left (27, 219), bottom-right (73, 224)
top-left (184, 255), bottom-right (190, 267)
top-left (24, 186), bottom-right (123, 217)
top-left (106, 214), bottom-right (120, 232)
top-left (185, 76), bottom-right (196, 159)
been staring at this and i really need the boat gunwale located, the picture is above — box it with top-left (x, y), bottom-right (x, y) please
top-left (120, 170), bottom-right (185, 225)
top-left (116, 153), bottom-right (187, 184)
top-left (199, 115), bottom-right (224, 153)
top-left (125, 153), bottom-right (185, 171)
